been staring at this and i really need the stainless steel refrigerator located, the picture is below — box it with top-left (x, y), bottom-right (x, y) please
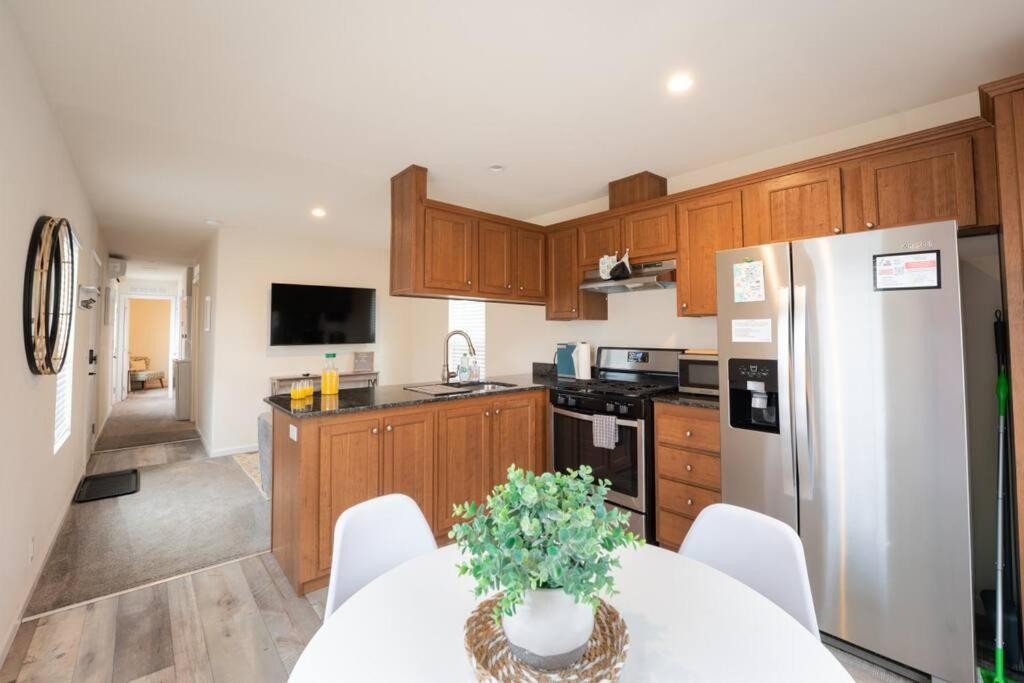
top-left (716, 221), bottom-right (975, 682)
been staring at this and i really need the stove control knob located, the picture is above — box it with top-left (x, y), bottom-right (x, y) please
top-left (605, 402), bottom-right (615, 413)
top-left (618, 404), bottom-right (628, 415)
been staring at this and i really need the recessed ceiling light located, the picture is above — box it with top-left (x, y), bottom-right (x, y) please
top-left (667, 73), bottom-right (694, 94)
top-left (204, 217), bottom-right (221, 226)
top-left (488, 165), bottom-right (505, 173)
top-left (311, 207), bottom-right (327, 218)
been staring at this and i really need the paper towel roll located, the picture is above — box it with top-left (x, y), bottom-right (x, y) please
top-left (574, 342), bottom-right (591, 380)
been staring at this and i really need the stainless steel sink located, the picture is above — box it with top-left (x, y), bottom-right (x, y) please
top-left (403, 381), bottom-right (516, 396)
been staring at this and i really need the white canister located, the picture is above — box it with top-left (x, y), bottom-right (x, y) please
top-left (574, 342), bottom-right (591, 380)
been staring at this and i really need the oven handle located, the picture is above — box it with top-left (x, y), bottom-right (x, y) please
top-left (551, 406), bottom-right (641, 428)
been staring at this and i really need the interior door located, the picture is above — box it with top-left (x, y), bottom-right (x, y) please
top-left (790, 222), bottom-right (974, 682)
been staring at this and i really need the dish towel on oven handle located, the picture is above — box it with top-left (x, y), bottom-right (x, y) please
top-left (592, 414), bottom-right (619, 449)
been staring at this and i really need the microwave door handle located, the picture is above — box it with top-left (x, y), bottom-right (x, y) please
top-left (793, 285), bottom-right (813, 497)
top-left (776, 286), bottom-right (796, 500)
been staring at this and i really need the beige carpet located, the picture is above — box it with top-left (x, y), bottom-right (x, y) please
top-left (26, 453), bottom-right (269, 616)
top-left (94, 388), bottom-right (199, 451)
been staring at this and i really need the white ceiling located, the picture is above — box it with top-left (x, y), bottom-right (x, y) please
top-left (9, 0), bottom-right (1024, 261)
top-left (123, 260), bottom-right (187, 282)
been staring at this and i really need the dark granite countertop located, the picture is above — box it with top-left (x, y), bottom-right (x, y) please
top-left (264, 373), bottom-right (561, 419)
top-left (652, 392), bottom-right (721, 410)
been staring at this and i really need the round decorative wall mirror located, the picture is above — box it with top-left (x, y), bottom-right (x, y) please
top-left (23, 216), bottom-right (76, 375)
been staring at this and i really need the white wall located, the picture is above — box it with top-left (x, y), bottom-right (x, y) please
top-left (0, 2), bottom-right (109, 659)
top-left (199, 227), bottom-right (420, 455)
top-left (476, 91), bottom-right (984, 374)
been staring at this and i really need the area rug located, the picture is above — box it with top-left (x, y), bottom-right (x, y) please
top-left (25, 455), bottom-right (270, 616)
top-left (233, 452), bottom-right (267, 499)
top-left (93, 389), bottom-right (199, 451)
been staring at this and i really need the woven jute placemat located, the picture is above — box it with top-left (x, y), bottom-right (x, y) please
top-left (464, 594), bottom-right (629, 682)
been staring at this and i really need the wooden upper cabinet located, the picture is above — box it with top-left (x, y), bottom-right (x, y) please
top-left (318, 417), bottom-right (382, 572)
top-left (381, 410), bottom-right (435, 531)
top-left (745, 167), bottom-right (843, 245)
top-left (622, 205), bottom-right (677, 260)
top-left (578, 218), bottom-right (623, 266)
top-left (490, 394), bottom-right (541, 482)
top-left (516, 228), bottom-right (546, 299)
top-left (676, 191), bottom-right (743, 317)
top-left (546, 229), bottom-right (579, 320)
top-left (860, 136), bottom-right (977, 230)
top-left (423, 208), bottom-right (476, 293)
top-left (435, 401), bottom-right (491, 536)
top-left (477, 219), bottom-right (513, 296)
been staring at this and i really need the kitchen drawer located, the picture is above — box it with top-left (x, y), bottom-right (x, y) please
top-left (655, 405), bottom-right (720, 453)
top-left (658, 477), bottom-right (720, 518)
top-left (657, 445), bottom-right (720, 490)
top-left (656, 508), bottom-right (694, 551)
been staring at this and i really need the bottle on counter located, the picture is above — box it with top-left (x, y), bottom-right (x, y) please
top-left (468, 355), bottom-right (480, 382)
top-left (322, 353), bottom-right (339, 395)
top-left (458, 353), bottom-right (470, 383)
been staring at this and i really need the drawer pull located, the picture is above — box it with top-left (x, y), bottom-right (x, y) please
top-left (685, 430), bottom-right (692, 437)
top-left (685, 464), bottom-right (693, 472)
top-left (687, 498), bottom-right (694, 506)
top-left (386, 424), bottom-right (393, 432)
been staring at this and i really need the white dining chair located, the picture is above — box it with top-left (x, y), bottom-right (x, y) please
top-left (679, 503), bottom-right (819, 638)
top-left (323, 493), bottom-right (437, 619)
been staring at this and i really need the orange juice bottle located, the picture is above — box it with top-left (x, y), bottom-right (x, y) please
top-left (322, 353), bottom-right (339, 395)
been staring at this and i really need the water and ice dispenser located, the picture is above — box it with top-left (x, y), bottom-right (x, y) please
top-left (728, 359), bottom-right (780, 433)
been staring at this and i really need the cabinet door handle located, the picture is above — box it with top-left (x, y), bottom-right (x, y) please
top-left (687, 498), bottom-right (694, 506)
top-left (681, 302), bottom-right (688, 311)
top-left (865, 222), bottom-right (875, 229)
top-left (485, 410), bottom-right (491, 417)
top-left (571, 307), bottom-right (576, 313)
top-left (519, 285), bottom-right (524, 291)
top-left (832, 226), bottom-right (841, 234)
top-left (386, 424), bottom-right (393, 432)
top-left (371, 427), bottom-right (379, 434)
top-left (467, 280), bottom-right (472, 286)
top-left (495, 409), bottom-right (501, 415)
top-left (685, 430), bottom-right (692, 437)
top-left (506, 283), bottom-right (511, 289)
top-left (685, 464), bottom-right (693, 472)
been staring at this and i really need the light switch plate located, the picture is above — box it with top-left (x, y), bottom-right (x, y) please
top-left (289, 424), bottom-right (298, 441)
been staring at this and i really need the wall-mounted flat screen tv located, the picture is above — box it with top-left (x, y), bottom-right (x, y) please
top-left (270, 283), bottom-right (376, 346)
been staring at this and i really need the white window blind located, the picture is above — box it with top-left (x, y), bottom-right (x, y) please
top-left (447, 299), bottom-right (485, 378)
top-left (54, 236), bottom-right (80, 454)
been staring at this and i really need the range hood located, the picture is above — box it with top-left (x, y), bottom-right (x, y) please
top-left (579, 259), bottom-right (677, 294)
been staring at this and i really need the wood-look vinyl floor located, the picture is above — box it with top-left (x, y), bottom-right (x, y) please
top-left (2, 547), bottom-right (922, 683)
top-left (1, 553), bottom-right (322, 683)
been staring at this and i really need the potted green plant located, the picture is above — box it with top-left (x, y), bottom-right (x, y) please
top-left (450, 465), bottom-right (643, 670)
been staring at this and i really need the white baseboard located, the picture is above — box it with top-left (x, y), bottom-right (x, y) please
top-left (210, 443), bottom-right (259, 458)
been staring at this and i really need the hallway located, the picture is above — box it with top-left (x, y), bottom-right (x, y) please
top-left (93, 389), bottom-right (198, 452)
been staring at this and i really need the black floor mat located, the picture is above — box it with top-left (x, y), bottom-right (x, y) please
top-left (73, 469), bottom-right (140, 503)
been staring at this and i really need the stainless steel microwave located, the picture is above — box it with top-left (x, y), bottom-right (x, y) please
top-left (678, 352), bottom-right (719, 396)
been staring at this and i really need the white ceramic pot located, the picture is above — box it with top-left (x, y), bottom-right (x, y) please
top-left (501, 588), bottom-right (595, 670)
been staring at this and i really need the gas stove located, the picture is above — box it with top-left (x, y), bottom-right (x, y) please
top-left (548, 347), bottom-right (684, 543)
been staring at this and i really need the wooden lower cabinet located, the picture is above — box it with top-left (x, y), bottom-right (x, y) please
top-left (271, 390), bottom-right (547, 594)
top-left (654, 402), bottom-right (721, 551)
top-left (435, 400), bottom-right (492, 536)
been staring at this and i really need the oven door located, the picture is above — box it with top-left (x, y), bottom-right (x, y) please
top-left (550, 406), bottom-right (646, 513)
top-left (678, 354), bottom-right (720, 395)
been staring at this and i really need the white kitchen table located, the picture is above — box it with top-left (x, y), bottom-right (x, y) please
top-left (290, 544), bottom-right (852, 682)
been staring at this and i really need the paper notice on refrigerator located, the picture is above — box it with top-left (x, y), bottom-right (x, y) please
top-left (732, 319), bottom-right (772, 343)
top-left (873, 251), bottom-right (941, 291)
top-left (733, 260), bottom-right (765, 303)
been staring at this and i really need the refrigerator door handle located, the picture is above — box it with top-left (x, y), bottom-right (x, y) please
top-left (776, 286), bottom-right (796, 500)
top-left (793, 285), bottom-right (813, 497)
